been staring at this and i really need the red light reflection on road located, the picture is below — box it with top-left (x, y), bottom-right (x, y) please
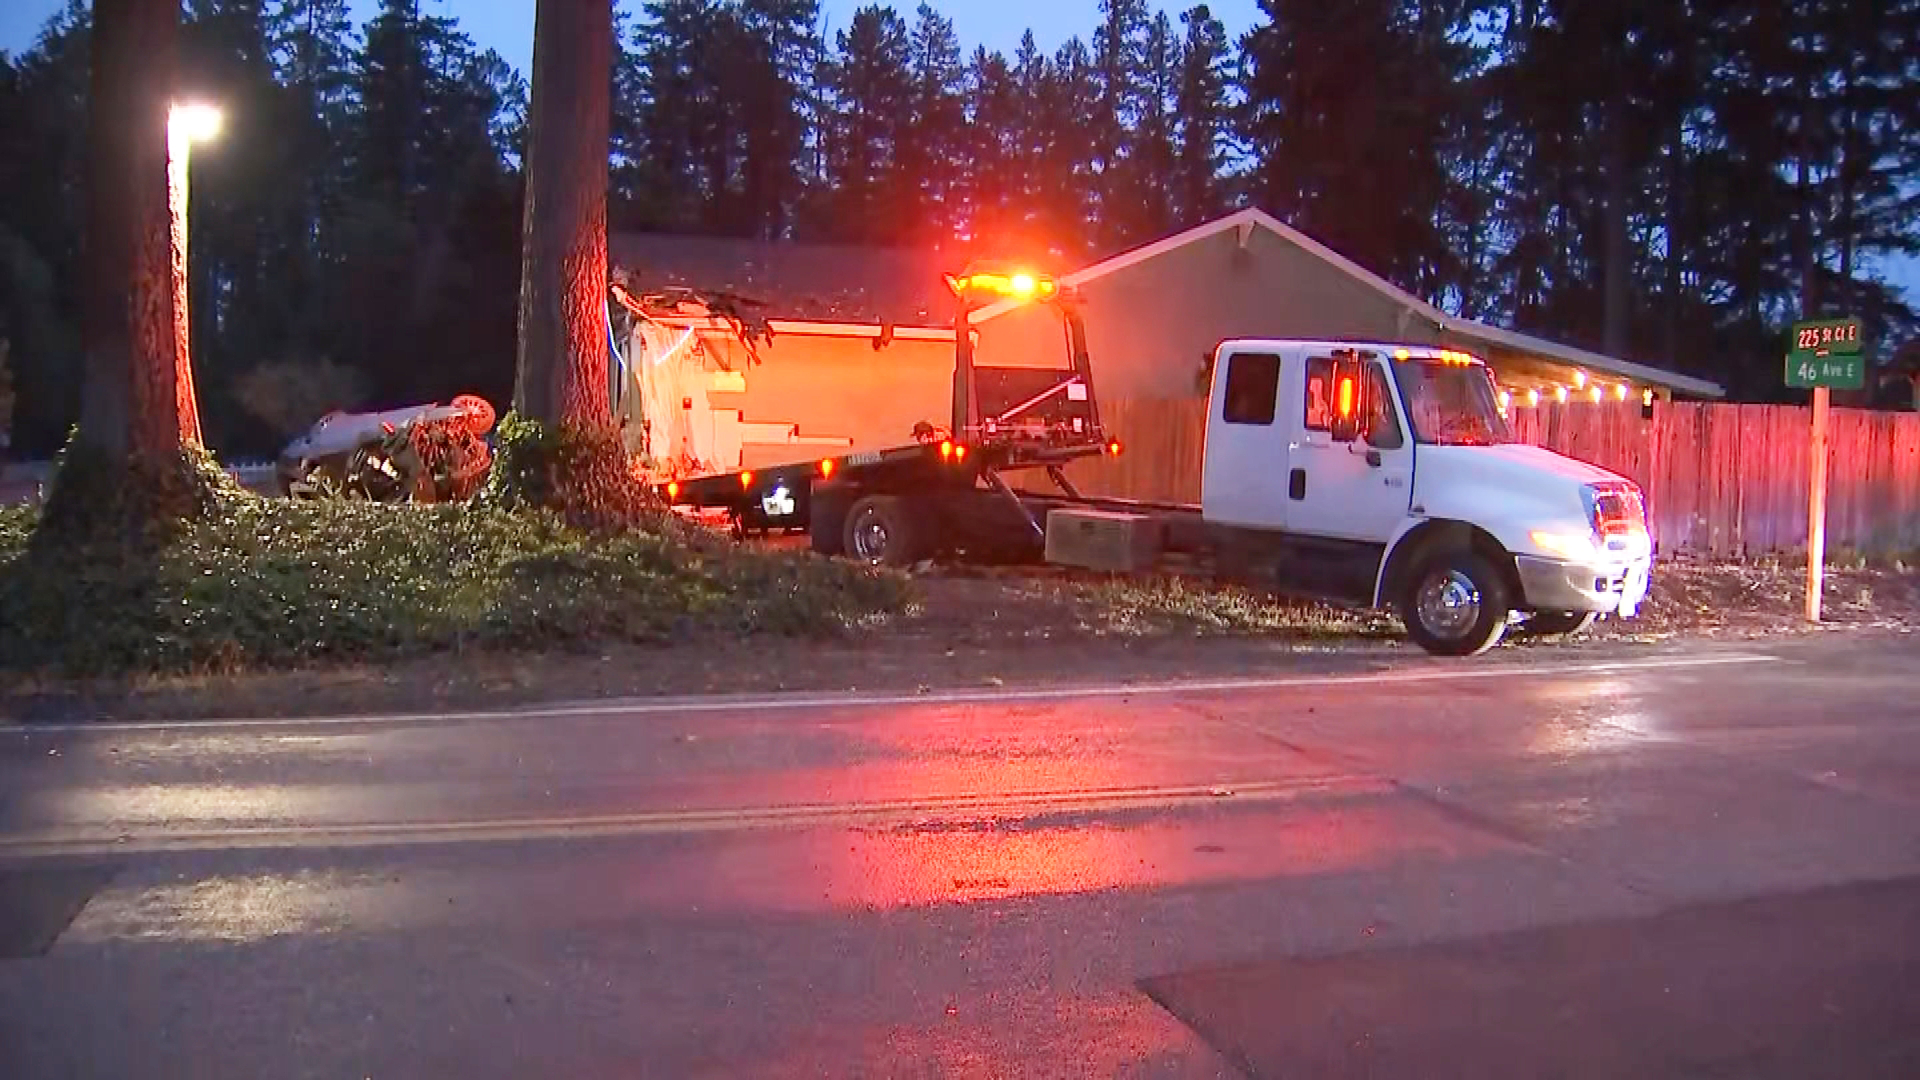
top-left (628, 800), bottom-right (1516, 915)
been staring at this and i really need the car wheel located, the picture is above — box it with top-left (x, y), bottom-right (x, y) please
top-left (1400, 548), bottom-right (1511, 657)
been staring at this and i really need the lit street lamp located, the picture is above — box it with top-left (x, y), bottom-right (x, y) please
top-left (168, 103), bottom-right (221, 444)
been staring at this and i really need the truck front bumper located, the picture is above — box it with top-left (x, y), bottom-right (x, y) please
top-left (1514, 554), bottom-right (1652, 618)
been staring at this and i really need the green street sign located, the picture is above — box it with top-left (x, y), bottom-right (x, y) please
top-left (1785, 316), bottom-right (1866, 389)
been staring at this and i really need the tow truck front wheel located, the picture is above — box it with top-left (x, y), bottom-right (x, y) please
top-left (844, 495), bottom-right (922, 567)
top-left (1401, 550), bottom-right (1511, 657)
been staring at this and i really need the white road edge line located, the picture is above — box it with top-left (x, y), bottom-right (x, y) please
top-left (0, 775), bottom-right (1388, 858)
top-left (9, 653), bottom-right (1775, 735)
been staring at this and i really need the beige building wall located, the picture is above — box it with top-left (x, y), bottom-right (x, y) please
top-left (974, 226), bottom-right (1442, 403)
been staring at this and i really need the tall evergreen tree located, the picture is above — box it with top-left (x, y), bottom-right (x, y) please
top-left (901, 4), bottom-right (965, 245)
top-left (1091, 0), bottom-right (1150, 248)
top-left (1131, 11), bottom-right (1179, 240)
top-left (515, 0), bottom-right (612, 431)
top-left (732, 0), bottom-right (822, 237)
top-left (73, 0), bottom-right (196, 487)
top-left (961, 46), bottom-right (1021, 248)
top-left (1239, 0), bottom-right (1476, 295)
top-left (813, 5), bottom-right (911, 244)
top-left (1172, 4), bottom-right (1232, 226)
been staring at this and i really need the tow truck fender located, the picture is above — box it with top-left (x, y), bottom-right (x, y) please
top-left (1371, 515), bottom-right (1541, 609)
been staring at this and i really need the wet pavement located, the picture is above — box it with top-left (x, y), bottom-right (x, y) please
top-left (2, 635), bottom-right (1918, 1077)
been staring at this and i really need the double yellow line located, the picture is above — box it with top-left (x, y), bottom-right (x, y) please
top-left (0, 774), bottom-right (1387, 859)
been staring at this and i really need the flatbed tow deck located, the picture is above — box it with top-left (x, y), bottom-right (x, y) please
top-left (657, 269), bottom-right (1124, 566)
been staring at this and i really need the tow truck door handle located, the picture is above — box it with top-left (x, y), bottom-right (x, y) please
top-left (1289, 468), bottom-right (1306, 500)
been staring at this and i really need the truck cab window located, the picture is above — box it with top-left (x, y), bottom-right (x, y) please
top-left (1303, 356), bottom-right (1332, 431)
top-left (1393, 358), bottom-right (1512, 446)
top-left (1222, 352), bottom-right (1281, 425)
top-left (1364, 365), bottom-right (1404, 449)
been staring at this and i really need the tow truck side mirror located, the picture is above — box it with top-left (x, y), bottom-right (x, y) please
top-left (1328, 359), bottom-right (1367, 444)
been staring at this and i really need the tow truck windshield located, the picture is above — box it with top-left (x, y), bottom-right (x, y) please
top-left (1394, 359), bottom-right (1512, 446)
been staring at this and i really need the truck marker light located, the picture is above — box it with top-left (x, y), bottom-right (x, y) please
top-left (819, 458), bottom-right (836, 478)
top-left (740, 471), bottom-right (754, 489)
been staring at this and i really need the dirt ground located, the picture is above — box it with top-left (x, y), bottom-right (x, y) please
top-left (3, 553), bottom-right (1915, 725)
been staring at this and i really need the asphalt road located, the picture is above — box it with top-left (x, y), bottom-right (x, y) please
top-left (3, 635), bottom-right (1919, 1078)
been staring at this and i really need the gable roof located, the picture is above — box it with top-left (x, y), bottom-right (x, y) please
top-left (610, 232), bottom-right (955, 327)
top-left (974, 208), bottom-right (1726, 399)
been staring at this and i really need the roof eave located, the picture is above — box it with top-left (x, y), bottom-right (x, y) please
top-left (1439, 317), bottom-right (1726, 399)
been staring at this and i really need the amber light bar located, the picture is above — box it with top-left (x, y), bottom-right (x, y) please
top-left (942, 271), bottom-right (1057, 300)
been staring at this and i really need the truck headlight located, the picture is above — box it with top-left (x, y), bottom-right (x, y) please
top-left (1529, 529), bottom-right (1598, 561)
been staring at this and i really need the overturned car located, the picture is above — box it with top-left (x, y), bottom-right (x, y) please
top-left (276, 395), bottom-right (497, 503)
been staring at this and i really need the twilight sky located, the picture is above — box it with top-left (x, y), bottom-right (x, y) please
top-left (3, 1), bottom-right (1266, 74)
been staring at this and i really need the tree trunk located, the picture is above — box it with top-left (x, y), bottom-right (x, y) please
top-left (169, 126), bottom-right (202, 445)
top-left (515, 0), bottom-right (613, 430)
top-left (80, 0), bottom-right (190, 461)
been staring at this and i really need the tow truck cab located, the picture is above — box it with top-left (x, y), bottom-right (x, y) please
top-left (1200, 340), bottom-right (1653, 655)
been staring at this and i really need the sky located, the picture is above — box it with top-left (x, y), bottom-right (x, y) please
top-left (3, 0), bottom-right (1914, 300)
top-left (3, 1), bottom-right (1266, 75)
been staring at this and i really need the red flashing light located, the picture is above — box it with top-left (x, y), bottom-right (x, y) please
top-left (1107, 439), bottom-right (1123, 457)
top-left (739, 470), bottom-right (754, 489)
top-left (953, 444), bottom-right (968, 462)
top-left (665, 481), bottom-right (680, 499)
top-left (819, 458), bottom-right (836, 479)
top-left (1335, 375), bottom-right (1357, 418)
top-left (939, 440), bottom-right (954, 461)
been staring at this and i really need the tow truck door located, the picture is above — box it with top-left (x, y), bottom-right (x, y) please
top-left (1286, 355), bottom-right (1414, 543)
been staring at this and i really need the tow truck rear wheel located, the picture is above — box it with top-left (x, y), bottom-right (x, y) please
top-left (1400, 549), bottom-right (1510, 657)
top-left (1521, 610), bottom-right (1597, 637)
top-left (844, 495), bottom-right (922, 567)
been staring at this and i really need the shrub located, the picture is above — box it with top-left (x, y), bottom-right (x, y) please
top-left (0, 497), bottom-right (910, 678)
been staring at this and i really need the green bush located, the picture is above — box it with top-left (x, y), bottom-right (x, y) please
top-left (0, 497), bottom-right (910, 677)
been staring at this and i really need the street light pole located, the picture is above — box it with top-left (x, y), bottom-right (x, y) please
top-left (167, 104), bottom-right (221, 446)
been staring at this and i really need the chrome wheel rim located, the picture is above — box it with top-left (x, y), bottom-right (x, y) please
top-left (851, 510), bottom-right (889, 562)
top-left (1416, 569), bottom-right (1481, 639)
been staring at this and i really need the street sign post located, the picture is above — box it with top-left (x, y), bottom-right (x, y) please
top-left (1787, 316), bottom-right (1867, 623)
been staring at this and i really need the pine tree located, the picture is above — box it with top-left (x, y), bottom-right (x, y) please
top-left (733, 0), bottom-right (823, 238)
top-left (961, 46), bottom-right (1021, 248)
top-left (901, 4), bottom-right (965, 245)
top-left (1091, 0), bottom-right (1149, 248)
top-left (515, 0), bottom-right (612, 429)
top-left (814, 5), bottom-right (911, 244)
top-left (1131, 11), bottom-right (1178, 240)
top-left (1041, 38), bottom-right (1100, 258)
top-left (1239, 0), bottom-right (1475, 293)
top-left (1173, 4), bottom-right (1231, 226)
top-left (68, 0), bottom-right (201, 517)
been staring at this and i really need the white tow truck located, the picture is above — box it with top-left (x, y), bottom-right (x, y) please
top-left (659, 271), bottom-right (1654, 656)
top-left (1100, 338), bottom-right (1655, 655)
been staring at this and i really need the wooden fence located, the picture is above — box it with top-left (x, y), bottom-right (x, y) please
top-left (1077, 398), bottom-right (1920, 556)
